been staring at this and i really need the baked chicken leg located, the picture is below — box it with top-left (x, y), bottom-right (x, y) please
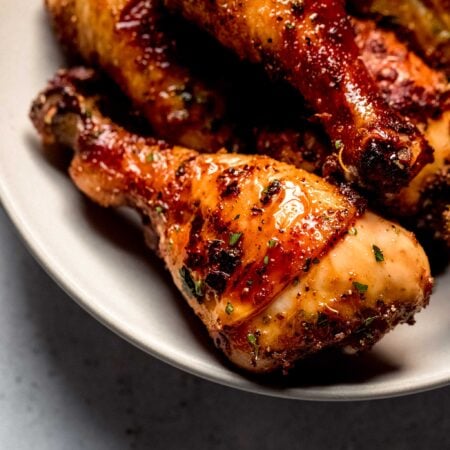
top-left (45, 0), bottom-right (236, 152)
top-left (349, 0), bottom-right (450, 75)
top-left (262, 19), bottom-right (450, 247)
top-left (29, 69), bottom-right (432, 372)
top-left (164, 0), bottom-right (433, 192)
top-left (44, 0), bottom-right (450, 248)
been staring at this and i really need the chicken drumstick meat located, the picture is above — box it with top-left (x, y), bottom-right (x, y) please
top-left (45, 0), bottom-right (236, 152)
top-left (164, 0), bottom-right (433, 192)
top-left (349, 0), bottom-right (450, 76)
top-left (30, 69), bottom-right (432, 372)
top-left (44, 0), bottom-right (450, 248)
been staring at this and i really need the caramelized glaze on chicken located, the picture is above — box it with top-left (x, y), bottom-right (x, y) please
top-left (29, 69), bottom-right (432, 372)
top-left (349, 0), bottom-right (450, 75)
top-left (260, 18), bottom-right (450, 246)
top-left (45, 0), bottom-right (235, 152)
top-left (353, 19), bottom-right (449, 123)
top-left (164, 0), bottom-right (434, 192)
top-left (43, 0), bottom-right (450, 249)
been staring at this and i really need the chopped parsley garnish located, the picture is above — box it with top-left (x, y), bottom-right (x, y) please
top-left (263, 255), bottom-right (269, 265)
top-left (285, 22), bottom-right (295, 30)
top-left (364, 316), bottom-right (376, 327)
top-left (353, 281), bottom-right (368, 294)
top-left (225, 302), bottom-right (234, 315)
top-left (268, 239), bottom-right (278, 248)
top-left (247, 333), bottom-right (259, 358)
top-left (179, 266), bottom-right (203, 300)
top-left (155, 206), bottom-right (164, 214)
top-left (146, 153), bottom-right (155, 163)
top-left (229, 232), bottom-right (242, 246)
top-left (334, 139), bottom-right (343, 150)
top-left (348, 227), bottom-right (358, 236)
top-left (194, 280), bottom-right (204, 298)
top-left (372, 245), bottom-right (384, 262)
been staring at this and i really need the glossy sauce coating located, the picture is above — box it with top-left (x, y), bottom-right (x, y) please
top-left (223, 212), bottom-right (431, 371)
top-left (45, 0), bottom-right (234, 151)
top-left (45, 0), bottom-right (444, 207)
top-left (29, 69), bottom-right (433, 371)
top-left (165, 0), bottom-right (433, 192)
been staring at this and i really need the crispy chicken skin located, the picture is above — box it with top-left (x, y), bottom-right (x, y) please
top-left (164, 0), bottom-right (433, 193)
top-left (349, 0), bottom-right (450, 75)
top-left (261, 19), bottom-right (450, 245)
top-left (353, 19), bottom-right (449, 123)
top-left (334, 20), bottom-right (450, 237)
top-left (29, 69), bottom-right (432, 372)
top-left (44, 0), bottom-right (450, 246)
top-left (45, 0), bottom-right (235, 152)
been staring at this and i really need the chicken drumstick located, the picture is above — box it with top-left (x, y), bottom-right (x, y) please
top-left (30, 69), bottom-right (432, 372)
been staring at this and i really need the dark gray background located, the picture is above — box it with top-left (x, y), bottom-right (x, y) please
top-left (1, 205), bottom-right (449, 450)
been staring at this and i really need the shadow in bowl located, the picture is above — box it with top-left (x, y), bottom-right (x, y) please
top-left (255, 349), bottom-right (400, 389)
top-left (79, 197), bottom-right (224, 364)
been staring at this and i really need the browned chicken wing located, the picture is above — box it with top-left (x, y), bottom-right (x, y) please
top-left (29, 69), bottom-right (432, 372)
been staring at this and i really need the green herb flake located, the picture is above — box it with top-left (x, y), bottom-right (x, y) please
top-left (372, 245), bottom-right (384, 262)
top-left (268, 239), bottom-right (278, 248)
top-left (285, 22), bottom-right (295, 30)
top-left (225, 302), bottom-right (234, 315)
top-left (364, 316), bottom-right (376, 327)
top-left (179, 266), bottom-right (195, 298)
top-left (229, 232), bottom-right (242, 246)
top-left (247, 333), bottom-right (259, 357)
top-left (334, 139), bottom-right (343, 150)
top-left (353, 281), bottom-right (368, 294)
top-left (263, 255), bottom-right (269, 265)
top-left (194, 279), bottom-right (204, 298)
top-left (146, 153), bottom-right (155, 163)
top-left (348, 227), bottom-right (358, 236)
top-left (155, 206), bottom-right (164, 214)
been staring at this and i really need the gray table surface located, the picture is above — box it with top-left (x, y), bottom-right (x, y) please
top-left (1, 205), bottom-right (449, 450)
